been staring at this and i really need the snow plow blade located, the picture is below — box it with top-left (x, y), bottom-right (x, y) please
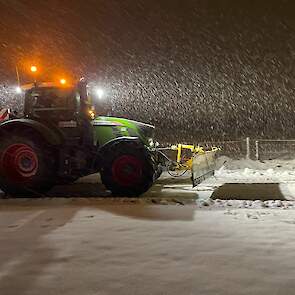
top-left (191, 150), bottom-right (218, 187)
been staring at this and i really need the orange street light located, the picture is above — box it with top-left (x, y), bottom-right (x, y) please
top-left (60, 78), bottom-right (66, 85)
top-left (30, 65), bottom-right (37, 73)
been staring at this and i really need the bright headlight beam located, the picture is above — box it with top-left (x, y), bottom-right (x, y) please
top-left (15, 86), bottom-right (22, 94)
top-left (95, 88), bottom-right (104, 99)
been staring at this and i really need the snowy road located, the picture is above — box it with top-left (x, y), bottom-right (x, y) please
top-left (2, 157), bottom-right (295, 202)
top-left (1, 203), bottom-right (295, 295)
top-left (1, 158), bottom-right (295, 294)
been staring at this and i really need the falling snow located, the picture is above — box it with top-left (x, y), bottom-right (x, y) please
top-left (0, 1), bottom-right (295, 142)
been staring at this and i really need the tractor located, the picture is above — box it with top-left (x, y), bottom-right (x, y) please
top-left (0, 79), bottom-right (163, 196)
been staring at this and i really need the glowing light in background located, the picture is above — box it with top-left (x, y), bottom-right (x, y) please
top-left (60, 78), bottom-right (66, 85)
top-left (15, 86), bottom-right (22, 94)
top-left (94, 87), bottom-right (105, 99)
top-left (30, 65), bottom-right (37, 73)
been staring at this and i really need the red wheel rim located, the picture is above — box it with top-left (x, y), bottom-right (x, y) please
top-left (0, 143), bottom-right (38, 182)
top-left (112, 155), bottom-right (143, 187)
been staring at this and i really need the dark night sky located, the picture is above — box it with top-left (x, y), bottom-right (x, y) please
top-left (1, 0), bottom-right (295, 142)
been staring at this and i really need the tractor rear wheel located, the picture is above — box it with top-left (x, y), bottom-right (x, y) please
top-left (0, 135), bottom-right (56, 196)
top-left (100, 142), bottom-right (155, 197)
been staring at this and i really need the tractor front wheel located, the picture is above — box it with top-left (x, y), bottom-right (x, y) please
top-left (100, 142), bottom-right (155, 197)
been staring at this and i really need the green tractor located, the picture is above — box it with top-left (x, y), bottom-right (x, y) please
top-left (0, 79), bottom-right (163, 196)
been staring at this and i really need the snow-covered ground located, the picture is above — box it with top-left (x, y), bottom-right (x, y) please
top-left (194, 156), bottom-right (295, 208)
top-left (1, 204), bottom-right (295, 295)
top-left (3, 157), bottom-right (295, 206)
top-left (215, 156), bottom-right (295, 182)
top-left (2, 158), bottom-right (295, 294)
top-left (141, 157), bottom-right (295, 207)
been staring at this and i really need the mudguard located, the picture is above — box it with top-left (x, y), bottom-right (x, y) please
top-left (94, 136), bottom-right (147, 169)
top-left (99, 136), bottom-right (142, 153)
top-left (0, 118), bottom-right (63, 145)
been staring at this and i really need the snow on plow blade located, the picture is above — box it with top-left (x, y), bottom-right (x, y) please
top-left (191, 150), bottom-right (218, 187)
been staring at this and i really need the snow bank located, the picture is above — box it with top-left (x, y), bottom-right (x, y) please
top-left (214, 156), bottom-right (295, 182)
top-left (217, 155), bottom-right (295, 170)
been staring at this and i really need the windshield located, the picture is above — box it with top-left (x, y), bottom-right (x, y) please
top-left (28, 87), bottom-right (75, 109)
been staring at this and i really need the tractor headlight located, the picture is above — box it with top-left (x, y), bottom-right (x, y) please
top-left (148, 138), bottom-right (154, 147)
top-left (148, 139), bottom-right (160, 148)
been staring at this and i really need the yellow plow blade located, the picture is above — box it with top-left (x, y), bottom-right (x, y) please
top-left (191, 150), bottom-right (219, 187)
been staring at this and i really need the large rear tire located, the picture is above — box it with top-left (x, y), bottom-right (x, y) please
top-left (0, 134), bottom-right (56, 196)
top-left (100, 142), bottom-right (155, 197)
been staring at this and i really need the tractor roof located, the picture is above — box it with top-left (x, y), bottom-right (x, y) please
top-left (21, 82), bottom-right (73, 91)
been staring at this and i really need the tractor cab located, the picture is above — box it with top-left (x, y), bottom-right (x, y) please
top-left (22, 79), bottom-right (94, 123)
top-left (21, 80), bottom-right (95, 149)
top-left (24, 84), bottom-right (77, 121)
